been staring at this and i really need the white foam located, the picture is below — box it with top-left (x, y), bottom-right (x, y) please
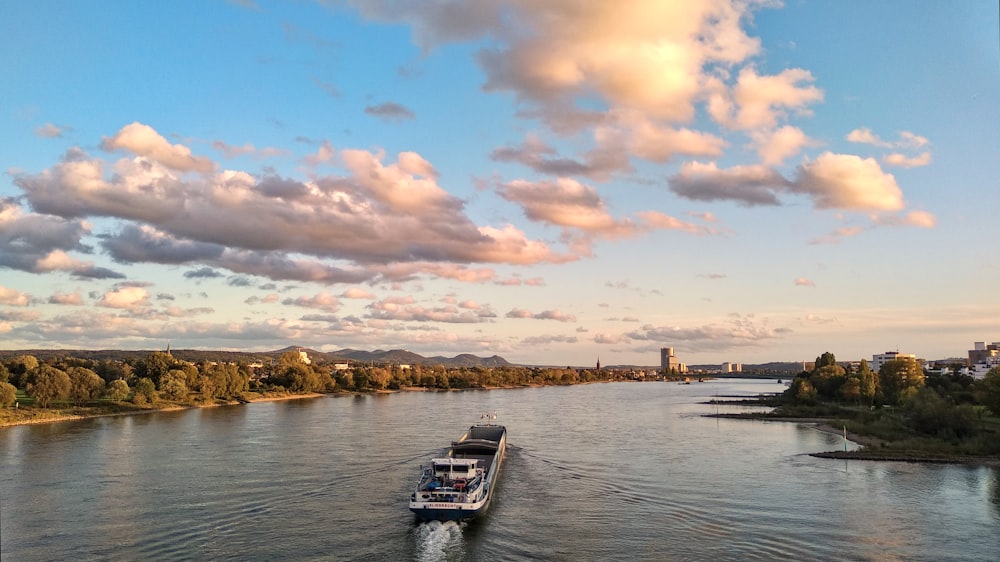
top-left (414, 520), bottom-right (464, 562)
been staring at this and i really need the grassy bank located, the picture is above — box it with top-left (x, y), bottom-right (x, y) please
top-left (711, 400), bottom-right (1000, 466)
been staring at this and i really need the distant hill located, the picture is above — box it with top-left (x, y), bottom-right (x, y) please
top-left (0, 347), bottom-right (514, 368)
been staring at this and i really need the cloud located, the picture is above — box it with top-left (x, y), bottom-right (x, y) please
top-left (710, 67), bottom-right (824, 130)
top-left (498, 178), bottom-right (634, 235)
top-left (793, 152), bottom-right (904, 211)
top-left (15, 125), bottom-right (571, 286)
top-left (794, 277), bottom-right (815, 287)
top-left (506, 308), bottom-right (577, 322)
top-left (211, 140), bottom-right (288, 160)
top-left (847, 128), bottom-right (929, 149)
top-left (883, 152), bottom-right (931, 168)
top-left (97, 285), bottom-right (150, 311)
top-left (808, 225), bottom-right (865, 245)
top-left (184, 267), bottom-right (224, 279)
top-left (521, 334), bottom-right (578, 345)
top-left (341, 287), bottom-right (375, 299)
top-left (365, 102), bottom-right (415, 121)
top-left (367, 298), bottom-right (496, 323)
top-left (669, 152), bottom-right (904, 211)
top-left (101, 122), bottom-right (215, 173)
top-left (0, 198), bottom-right (124, 278)
top-left (49, 292), bottom-right (84, 305)
top-left (35, 123), bottom-right (66, 138)
top-left (282, 291), bottom-right (342, 312)
top-left (620, 315), bottom-right (791, 352)
top-left (302, 140), bottom-right (335, 167)
top-left (751, 125), bottom-right (814, 165)
top-left (872, 210), bottom-right (936, 229)
top-left (668, 162), bottom-right (786, 206)
top-left (0, 286), bottom-right (32, 306)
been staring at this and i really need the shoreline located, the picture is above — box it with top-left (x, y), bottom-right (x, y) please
top-left (708, 413), bottom-right (1000, 467)
top-left (0, 392), bottom-right (328, 429)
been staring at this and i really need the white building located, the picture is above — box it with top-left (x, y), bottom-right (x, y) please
top-left (870, 351), bottom-right (916, 373)
top-left (722, 362), bottom-right (743, 373)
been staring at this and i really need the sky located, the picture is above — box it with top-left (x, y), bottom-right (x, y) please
top-left (1, 1), bottom-right (998, 367)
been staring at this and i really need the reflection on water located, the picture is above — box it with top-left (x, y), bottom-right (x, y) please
top-left (1, 380), bottom-right (998, 561)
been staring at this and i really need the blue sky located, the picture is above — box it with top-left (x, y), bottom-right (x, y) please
top-left (1, 1), bottom-right (997, 366)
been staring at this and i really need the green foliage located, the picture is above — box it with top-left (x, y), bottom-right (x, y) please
top-left (814, 352), bottom-right (837, 369)
top-left (160, 370), bottom-right (189, 401)
top-left (67, 367), bottom-right (105, 406)
top-left (106, 379), bottom-right (130, 402)
top-left (0, 382), bottom-right (17, 407)
top-left (132, 377), bottom-right (157, 405)
top-left (976, 367), bottom-right (1000, 416)
top-left (904, 387), bottom-right (978, 439)
top-left (858, 359), bottom-right (877, 405)
top-left (26, 365), bottom-right (72, 408)
top-left (878, 358), bottom-right (925, 405)
top-left (134, 352), bottom-right (175, 388)
top-left (0, 362), bottom-right (9, 385)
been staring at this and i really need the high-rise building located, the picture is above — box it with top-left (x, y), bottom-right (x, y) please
top-left (661, 347), bottom-right (679, 374)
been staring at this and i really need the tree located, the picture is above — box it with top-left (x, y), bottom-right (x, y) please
top-left (67, 367), bottom-right (105, 405)
top-left (7, 355), bottom-right (39, 388)
top-left (975, 366), bottom-right (1000, 416)
top-left (26, 365), bottom-right (72, 408)
top-left (0, 362), bottom-right (9, 385)
top-left (106, 379), bottom-right (130, 402)
top-left (160, 369), bottom-right (189, 401)
top-left (0, 382), bottom-right (16, 407)
top-left (132, 377), bottom-right (157, 405)
top-left (134, 352), bottom-right (174, 388)
top-left (878, 357), bottom-right (925, 406)
top-left (857, 359), bottom-right (877, 405)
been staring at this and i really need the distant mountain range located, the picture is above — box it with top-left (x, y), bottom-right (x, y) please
top-left (0, 346), bottom-right (514, 369)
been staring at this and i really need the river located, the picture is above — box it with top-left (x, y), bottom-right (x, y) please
top-left (1, 379), bottom-right (998, 561)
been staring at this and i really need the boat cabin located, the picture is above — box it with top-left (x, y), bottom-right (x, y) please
top-left (431, 457), bottom-right (478, 480)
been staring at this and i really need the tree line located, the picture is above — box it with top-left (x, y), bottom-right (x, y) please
top-left (0, 350), bottom-right (630, 410)
top-left (782, 352), bottom-right (1000, 442)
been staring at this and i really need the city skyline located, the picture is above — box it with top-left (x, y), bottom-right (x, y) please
top-left (1, 1), bottom-right (998, 366)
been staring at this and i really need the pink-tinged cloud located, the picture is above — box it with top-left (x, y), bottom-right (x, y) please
top-left (499, 178), bottom-right (629, 234)
top-left (49, 292), bottom-right (84, 305)
top-left (303, 140), bottom-right (335, 167)
top-left (211, 141), bottom-right (288, 160)
top-left (709, 67), bottom-right (824, 130)
top-left (847, 128), bottom-right (929, 150)
top-left (635, 211), bottom-right (721, 236)
top-left (883, 152), bottom-right (932, 168)
top-left (794, 277), bottom-right (815, 287)
top-left (751, 125), bottom-right (814, 166)
top-left (282, 291), bottom-right (342, 312)
top-left (15, 125), bottom-right (572, 284)
top-left (872, 210), bottom-right (936, 229)
top-left (35, 123), bottom-right (65, 138)
top-left (623, 315), bottom-right (792, 351)
top-left (101, 122), bottom-right (214, 173)
top-left (0, 286), bottom-right (32, 306)
top-left (342, 287), bottom-right (376, 299)
top-left (506, 308), bottom-right (577, 322)
top-left (98, 286), bottom-right (150, 311)
top-left (670, 153), bottom-right (905, 211)
top-left (367, 299), bottom-right (495, 323)
top-left (809, 225), bottom-right (865, 245)
top-left (795, 153), bottom-right (903, 210)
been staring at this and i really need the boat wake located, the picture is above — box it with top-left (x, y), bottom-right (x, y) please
top-left (414, 520), bottom-right (465, 562)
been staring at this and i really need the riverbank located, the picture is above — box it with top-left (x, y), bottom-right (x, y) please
top-left (709, 412), bottom-right (1000, 467)
top-left (0, 392), bottom-right (327, 428)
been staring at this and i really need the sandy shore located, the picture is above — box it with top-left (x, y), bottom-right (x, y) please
top-left (0, 392), bottom-right (327, 428)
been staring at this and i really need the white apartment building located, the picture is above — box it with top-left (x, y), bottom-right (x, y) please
top-left (870, 351), bottom-right (916, 373)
